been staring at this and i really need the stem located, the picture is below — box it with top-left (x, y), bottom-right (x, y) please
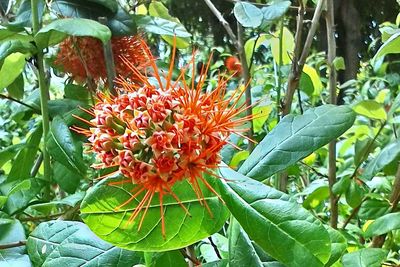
top-left (237, 22), bottom-right (254, 152)
top-left (31, 0), bottom-right (51, 181)
top-left (208, 237), bottom-right (222, 259)
top-left (326, 0), bottom-right (338, 229)
top-left (19, 211), bottom-right (65, 222)
top-left (276, 20), bottom-right (284, 122)
top-left (0, 241), bottom-right (26, 250)
top-left (341, 199), bottom-right (365, 230)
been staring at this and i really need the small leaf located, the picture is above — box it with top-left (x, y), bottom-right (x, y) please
top-left (35, 18), bottom-right (111, 49)
top-left (300, 64), bottom-right (323, 97)
top-left (238, 105), bottom-right (356, 181)
top-left (358, 199), bottom-right (391, 220)
top-left (345, 180), bottom-right (365, 208)
top-left (218, 167), bottom-right (331, 267)
top-left (362, 140), bottom-right (400, 180)
top-left (26, 220), bottom-right (144, 266)
top-left (6, 73), bottom-right (24, 99)
top-left (270, 27), bottom-right (294, 65)
top-left (229, 151), bottom-right (249, 169)
top-left (0, 143), bottom-right (25, 168)
top-left (135, 15), bottom-right (192, 38)
top-left (0, 52), bottom-right (27, 92)
top-left (234, 2), bottom-right (263, 28)
top-left (352, 100), bottom-right (387, 120)
top-left (364, 212), bottom-right (400, 238)
top-left (341, 248), bottom-right (386, 267)
top-left (53, 162), bottom-right (82, 194)
top-left (326, 228), bottom-right (347, 266)
top-left (80, 175), bottom-right (229, 251)
top-left (262, 1), bottom-right (291, 22)
top-left (252, 105), bottom-right (272, 133)
top-left (47, 116), bottom-right (87, 176)
top-left (373, 31), bottom-right (400, 63)
top-left (333, 57), bottom-right (346, 70)
top-left (64, 84), bottom-right (90, 102)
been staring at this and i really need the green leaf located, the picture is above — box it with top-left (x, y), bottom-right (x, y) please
top-left (0, 40), bottom-right (35, 62)
top-left (234, 2), bottom-right (263, 28)
top-left (7, 0), bottom-right (45, 29)
top-left (35, 18), bottom-right (111, 49)
top-left (362, 140), bottom-right (400, 180)
top-left (229, 218), bottom-right (263, 267)
top-left (345, 180), bottom-right (365, 208)
top-left (47, 116), bottom-right (87, 176)
top-left (373, 31), bottom-right (400, 63)
top-left (364, 212), bottom-right (400, 238)
top-left (333, 57), bottom-right (346, 70)
top-left (64, 84), bottom-right (90, 102)
top-left (0, 52), bottom-right (27, 92)
top-left (135, 15), bottom-right (192, 38)
top-left (48, 99), bottom-right (85, 118)
top-left (352, 100), bottom-right (387, 120)
top-left (26, 220), bottom-right (144, 266)
top-left (358, 199), bottom-right (391, 220)
top-left (0, 178), bottom-right (42, 214)
top-left (0, 26), bottom-right (33, 43)
top-left (238, 105), bottom-right (356, 181)
top-left (144, 250), bottom-right (187, 267)
top-left (0, 143), bottom-right (25, 168)
top-left (80, 175), bottom-right (229, 251)
top-left (262, 1), bottom-right (291, 22)
top-left (148, 2), bottom-right (190, 49)
top-left (218, 167), bottom-right (331, 267)
top-left (229, 151), bottom-right (249, 169)
top-left (53, 162), bottom-right (82, 194)
top-left (0, 215), bottom-right (31, 267)
top-left (301, 180), bottom-right (329, 209)
top-left (87, 0), bottom-right (118, 13)
top-left (8, 125), bottom-right (42, 182)
top-left (300, 64), bottom-right (323, 97)
top-left (270, 27), bottom-right (294, 65)
top-left (244, 34), bottom-right (269, 66)
top-left (341, 248), bottom-right (386, 267)
top-left (6, 73), bottom-right (24, 99)
top-left (252, 105), bottom-right (272, 133)
top-left (326, 228), bottom-right (347, 266)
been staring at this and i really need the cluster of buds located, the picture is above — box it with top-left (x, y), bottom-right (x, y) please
top-left (54, 35), bottom-right (149, 83)
top-left (72, 40), bottom-right (254, 236)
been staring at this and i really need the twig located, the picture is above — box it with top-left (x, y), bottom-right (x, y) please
top-left (283, 0), bottom-right (325, 115)
top-left (300, 161), bottom-right (328, 178)
top-left (326, 0), bottom-right (338, 229)
top-left (237, 21), bottom-right (254, 152)
top-left (342, 199), bottom-right (366, 230)
top-left (0, 241), bottom-right (26, 250)
top-left (19, 211), bottom-right (65, 222)
top-left (181, 246), bottom-right (200, 266)
top-left (0, 94), bottom-right (40, 113)
top-left (208, 237), bottom-right (222, 259)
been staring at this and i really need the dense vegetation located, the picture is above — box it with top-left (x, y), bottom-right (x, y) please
top-left (0, 0), bottom-right (400, 266)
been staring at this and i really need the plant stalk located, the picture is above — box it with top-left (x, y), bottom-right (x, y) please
top-left (31, 0), bottom-right (51, 181)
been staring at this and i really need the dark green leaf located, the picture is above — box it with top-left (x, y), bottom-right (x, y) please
top-left (7, 0), bottom-right (45, 29)
top-left (218, 167), bottom-right (331, 267)
top-left (358, 199), bottom-right (391, 220)
top-left (81, 175), bottom-right (229, 251)
top-left (144, 250), bottom-right (187, 267)
top-left (332, 176), bottom-right (351, 195)
top-left (53, 162), bottom-right (82, 194)
top-left (135, 15), bottom-right (192, 38)
top-left (0, 143), bottom-right (25, 168)
top-left (341, 248), bottom-right (386, 267)
top-left (326, 228), bottom-right (347, 266)
top-left (345, 180), bottom-right (366, 208)
top-left (35, 18), bottom-right (111, 48)
top-left (48, 99), bottom-right (85, 118)
top-left (8, 125), bottom-right (42, 181)
top-left (239, 105), bottom-right (356, 181)
top-left (229, 218), bottom-right (263, 267)
top-left (364, 212), bottom-right (400, 238)
top-left (234, 2), bottom-right (263, 28)
top-left (64, 84), bottom-right (90, 102)
top-left (362, 140), bottom-right (400, 180)
top-left (6, 73), bottom-right (24, 99)
top-left (26, 220), bottom-right (144, 266)
top-left (47, 116), bottom-right (87, 176)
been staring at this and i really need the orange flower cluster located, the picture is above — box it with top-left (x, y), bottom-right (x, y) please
top-left (225, 56), bottom-right (242, 77)
top-left (54, 35), bottom-right (149, 83)
top-left (72, 41), bottom-right (254, 236)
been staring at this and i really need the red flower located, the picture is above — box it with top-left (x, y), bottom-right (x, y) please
top-left (225, 56), bottom-right (242, 77)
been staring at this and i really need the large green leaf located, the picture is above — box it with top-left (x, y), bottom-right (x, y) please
top-left (341, 248), bottom-right (387, 267)
top-left (261, 1), bottom-right (291, 22)
top-left (8, 125), bottom-right (42, 182)
top-left (352, 100), bottom-right (387, 120)
top-left (362, 140), bottom-right (400, 180)
top-left (144, 250), bottom-right (187, 267)
top-left (35, 18), bottom-right (111, 48)
top-left (7, 0), bottom-right (45, 29)
top-left (234, 2), bottom-right (263, 28)
top-left (218, 167), bottom-right (331, 267)
top-left (135, 15), bottom-right (192, 38)
top-left (26, 220), bottom-right (144, 266)
top-left (47, 116), bottom-right (87, 176)
top-left (229, 218), bottom-right (263, 267)
top-left (358, 199), bottom-right (391, 220)
top-left (238, 105), bottom-right (356, 181)
top-left (80, 175), bottom-right (229, 251)
top-left (364, 212), bottom-right (400, 238)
